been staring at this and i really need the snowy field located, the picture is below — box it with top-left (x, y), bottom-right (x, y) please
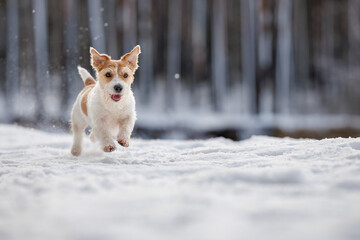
top-left (0, 124), bottom-right (360, 240)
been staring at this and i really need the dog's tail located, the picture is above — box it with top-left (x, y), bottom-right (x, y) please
top-left (77, 66), bottom-right (96, 86)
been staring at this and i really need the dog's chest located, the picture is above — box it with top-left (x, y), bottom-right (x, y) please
top-left (98, 110), bottom-right (129, 127)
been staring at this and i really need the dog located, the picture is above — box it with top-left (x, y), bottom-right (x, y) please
top-left (70, 45), bottom-right (141, 156)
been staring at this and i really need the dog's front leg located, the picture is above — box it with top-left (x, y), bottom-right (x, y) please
top-left (92, 126), bottom-right (116, 152)
top-left (117, 117), bottom-right (135, 147)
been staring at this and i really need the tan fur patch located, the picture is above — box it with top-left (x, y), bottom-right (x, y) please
top-left (80, 84), bottom-right (95, 116)
top-left (84, 77), bottom-right (96, 86)
top-left (98, 62), bottom-right (117, 73)
top-left (117, 63), bottom-right (133, 83)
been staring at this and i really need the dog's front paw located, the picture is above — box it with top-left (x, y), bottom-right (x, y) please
top-left (71, 147), bottom-right (82, 156)
top-left (103, 144), bottom-right (116, 152)
top-left (117, 139), bottom-right (129, 147)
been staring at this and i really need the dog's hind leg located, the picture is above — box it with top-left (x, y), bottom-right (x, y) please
top-left (71, 122), bottom-right (86, 156)
top-left (70, 104), bottom-right (87, 156)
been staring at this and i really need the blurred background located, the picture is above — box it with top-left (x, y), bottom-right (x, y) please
top-left (1, 0), bottom-right (360, 140)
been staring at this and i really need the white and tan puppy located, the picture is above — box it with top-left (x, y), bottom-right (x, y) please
top-left (70, 45), bottom-right (141, 156)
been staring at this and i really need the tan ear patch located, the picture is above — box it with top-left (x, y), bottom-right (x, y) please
top-left (90, 47), bottom-right (111, 70)
top-left (121, 45), bottom-right (141, 72)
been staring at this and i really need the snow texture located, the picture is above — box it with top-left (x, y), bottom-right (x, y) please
top-left (0, 124), bottom-right (360, 240)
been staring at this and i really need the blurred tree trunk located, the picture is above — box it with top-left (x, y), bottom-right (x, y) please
top-left (152, 0), bottom-right (167, 79)
top-left (275, 0), bottom-right (293, 114)
top-left (241, 0), bottom-right (257, 114)
top-left (78, 0), bottom-right (91, 68)
top-left (122, 0), bottom-right (137, 53)
top-left (320, 1), bottom-right (336, 112)
top-left (257, 0), bottom-right (275, 114)
top-left (293, 0), bottom-right (310, 113)
top-left (19, 0), bottom-right (36, 118)
top-left (181, 0), bottom-right (193, 91)
top-left (33, 0), bottom-right (50, 120)
top-left (48, 0), bottom-right (65, 115)
top-left (0, 0), bottom-right (6, 119)
top-left (138, 0), bottom-right (153, 102)
top-left (104, 0), bottom-right (118, 58)
top-left (5, 0), bottom-right (19, 119)
top-left (211, 0), bottom-right (228, 112)
top-left (192, 0), bottom-right (207, 104)
top-left (166, 0), bottom-right (182, 110)
top-left (88, 0), bottom-right (106, 53)
top-left (64, 0), bottom-right (79, 109)
top-left (348, 0), bottom-right (360, 114)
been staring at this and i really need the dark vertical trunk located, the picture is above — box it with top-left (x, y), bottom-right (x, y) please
top-left (78, 0), bottom-right (91, 68)
top-left (320, 1), bottom-right (335, 113)
top-left (152, 0), bottom-right (168, 78)
top-left (192, 0), bottom-right (207, 104)
top-left (257, 0), bottom-right (274, 114)
top-left (211, 0), bottom-right (227, 112)
top-left (181, 0), bottom-right (193, 89)
top-left (5, 0), bottom-right (19, 119)
top-left (275, 0), bottom-right (293, 114)
top-left (0, 0), bottom-right (6, 120)
top-left (347, 0), bottom-right (360, 114)
top-left (122, 0), bottom-right (137, 53)
top-left (138, 0), bottom-right (153, 103)
top-left (166, 0), bottom-right (182, 110)
top-left (33, 0), bottom-right (50, 120)
top-left (241, 0), bottom-right (257, 114)
top-left (104, 0), bottom-right (118, 59)
top-left (64, 0), bottom-right (79, 109)
top-left (293, 0), bottom-right (310, 113)
top-left (19, 0), bottom-right (36, 119)
top-left (48, 0), bottom-right (65, 115)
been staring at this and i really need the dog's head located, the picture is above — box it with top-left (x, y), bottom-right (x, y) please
top-left (90, 45), bottom-right (141, 103)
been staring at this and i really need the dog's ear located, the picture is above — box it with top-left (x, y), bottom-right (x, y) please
top-left (121, 45), bottom-right (141, 72)
top-left (90, 47), bottom-right (110, 70)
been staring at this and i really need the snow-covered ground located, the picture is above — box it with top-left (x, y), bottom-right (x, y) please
top-left (0, 124), bottom-right (360, 240)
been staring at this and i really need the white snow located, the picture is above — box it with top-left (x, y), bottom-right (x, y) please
top-left (0, 124), bottom-right (360, 240)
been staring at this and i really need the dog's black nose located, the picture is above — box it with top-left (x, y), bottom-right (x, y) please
top-left (114, 84), bottom-right (123, 93)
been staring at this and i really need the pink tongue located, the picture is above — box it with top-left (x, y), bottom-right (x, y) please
top-left (112, 95), bottom-right (121, 100)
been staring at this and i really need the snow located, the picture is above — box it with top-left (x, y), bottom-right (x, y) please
top-left (1, 124), bottom-right (360, 240)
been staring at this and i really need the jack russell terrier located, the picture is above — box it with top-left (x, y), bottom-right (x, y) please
top-left (70, 45), bottom-right (141, 156)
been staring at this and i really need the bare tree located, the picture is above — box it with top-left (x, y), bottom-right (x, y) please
top-left (211, 0), bottom-right (228, 112)
top-left (138, 0), bottom-right (153, 103)
top-left (166, 0), bottom-right (182, 110)
top-left (192, 0), bottom-right (207, 104)
top-left (5, 0), bottom-right (19, 119)
top-left (241, 0), bottom-right (257, 114)
top-left (122, 0), bottom-right (137, 53)
top-left (104, 0), bottom-right (118, 59)
top-left (88, 0), bottom-right (106, 53)
top-left (33, 0), bottom-right (50, 119)
top-left (275, 0), bottom-right (293, 114)
top-left (64, 0), bottom-right (79, 108)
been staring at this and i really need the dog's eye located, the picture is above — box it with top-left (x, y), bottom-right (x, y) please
top-left (123, 73), bottom-right (128, 78)
top-left (105, 72), bottom-right (112, 78)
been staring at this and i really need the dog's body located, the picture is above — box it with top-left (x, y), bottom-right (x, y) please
top-left (71, 46), bottom-right (141, 156)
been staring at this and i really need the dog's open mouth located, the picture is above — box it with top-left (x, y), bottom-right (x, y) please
top-left (111, 94), bottom-right (122, 102)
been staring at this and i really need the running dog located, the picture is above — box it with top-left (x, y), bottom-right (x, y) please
top-left (70, 45), bottom-right (141, 156)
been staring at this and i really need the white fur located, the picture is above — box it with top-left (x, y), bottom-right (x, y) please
top-left (77, 66), bottom-right (92, 82)
top-left (70, 67), bottom-right (136, 156)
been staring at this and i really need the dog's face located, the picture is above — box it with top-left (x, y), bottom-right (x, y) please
top-left (90, 46), bottom-right (141, 103)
